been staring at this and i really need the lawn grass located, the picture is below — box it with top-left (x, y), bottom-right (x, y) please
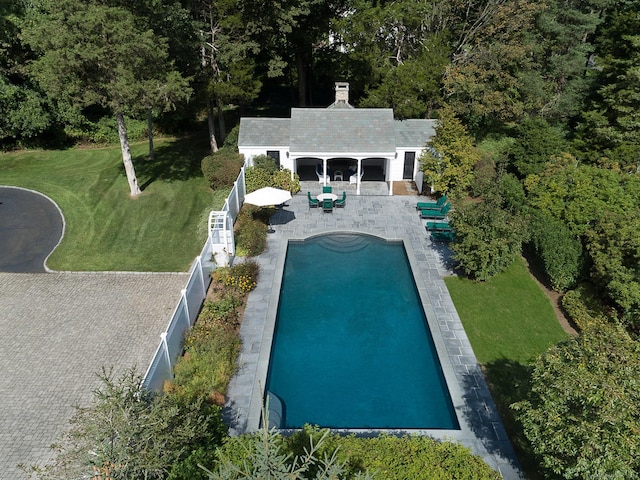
top-left (445, 257), bottom-right (567, 365)
top-left (0, 136), bottom-right (228, 271)
top-left (445, 257), bottom-right (568, 479)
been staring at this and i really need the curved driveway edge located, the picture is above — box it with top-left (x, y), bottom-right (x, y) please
top-left (0, 186), bottom-right (65, 273)
top-left (0, 271), bottom-right (188, 479)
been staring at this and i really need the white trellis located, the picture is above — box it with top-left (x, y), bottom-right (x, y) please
top-left (208, 210), bottom-right (234, 266)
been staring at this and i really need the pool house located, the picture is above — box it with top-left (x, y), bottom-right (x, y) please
top-left (237, 82), bottom-right (437, 195)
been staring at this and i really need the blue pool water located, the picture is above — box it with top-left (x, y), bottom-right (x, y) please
top-left (266, 234), bottom-right (459, 429)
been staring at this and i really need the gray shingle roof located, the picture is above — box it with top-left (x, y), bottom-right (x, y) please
top-left (237, 109), bottom-right (437, 153)
top-left (395, 119), bottom-right (437, 148)
top-left (238, 118), bottom-right (290, 147)
top-left (290, 108), bottom-right (395, 154)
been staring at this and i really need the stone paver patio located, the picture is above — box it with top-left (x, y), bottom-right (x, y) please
top-left (225, 185), bottom-right (524, 479)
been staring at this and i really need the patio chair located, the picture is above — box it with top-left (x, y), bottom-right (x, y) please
top-left (430, 229), bottom-right (455, 241)
top-left (425, 221), bottom-right (451, 232)
top-left (416, 195), bottom-right (447, 211)
top-left (335, 191), bottom-right (346, 208)
top-left (420, 202), bottom-right (451, 219)
top-left (322, 185), bottom-right (332, 193)
top-left (316, 164), bottom-right (330, 184)
top-left (322, 198), bottom-right (333, 213)
top-left (349, 167), bottom-right (364, 184)
top-left (307, 191), bottom-right (319, 208)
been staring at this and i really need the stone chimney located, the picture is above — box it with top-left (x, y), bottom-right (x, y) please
top-left (334, 82), bottom-right (349, 104)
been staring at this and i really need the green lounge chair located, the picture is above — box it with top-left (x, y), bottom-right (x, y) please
top-left (307, 191), bottom-right (319, 208)
top-left (416, 195), bottom-right (447, 211)
top-left (322, 185), bottom-right (332, 193)
top-left (425, 221), bottom-right (451, 232)
top-left (335, 191), bottom-right (346, 208)
top-left (322, 198), bottom-right (333, 212)
top-left (430, 230), bottom-right (455, 241)
top-left (420, 203), bottom-right (451, 219)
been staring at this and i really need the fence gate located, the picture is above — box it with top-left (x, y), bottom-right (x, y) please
top-left (208, 210), bottom-right (234, 265)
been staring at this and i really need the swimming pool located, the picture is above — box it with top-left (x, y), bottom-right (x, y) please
top-left (265, 233), bottom-right (459, 429)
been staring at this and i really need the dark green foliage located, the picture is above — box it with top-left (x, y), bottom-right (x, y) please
top-left (222, 125), bottom-right (240, 150)
top-left (450, 199), bottom-right (528, 281)
top-left (234, 206), bottom-right (267, 256)
top-left (205, 424), bottom-right (500, 479)
top-left (201, 150), bottom-right (244, 190)
top-left (30, 368), bottom-right (226, 480)
top-left (585, 212), bottom-right (640, 329)
top-left (204, 424), bottom-right (361, 479)
top-left (252, 154), bottom-right (279, 174)
top-left (285, 426), bottom-right (501, 480)
top-left (575, 1), bottom-right (640, 171)
top-left (244, 164), bottom-right (273, 193)
top-left (245, 156), bottom-right (301, 194)
top-left (561, 285), bottom-right (612, 331)
top-left (512, 324), bottom-right (640, 479)
top-left (509, 117), bottom-right (569, 178)
top-left (528, 209), bottom-right (584, 292)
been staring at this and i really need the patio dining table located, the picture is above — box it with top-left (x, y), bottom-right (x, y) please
top-left (316, 193), bottom-right (338, 203)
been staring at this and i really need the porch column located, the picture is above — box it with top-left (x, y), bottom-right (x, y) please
top-left (323, 158), bottom-right (329, 186)
top-left (387, 156), bottom-right (393, 196)
top-left (356, 159), bottom-right (362, 195)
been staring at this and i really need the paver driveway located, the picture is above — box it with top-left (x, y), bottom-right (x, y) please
top-left (0, 271), bottom-right (188, 479)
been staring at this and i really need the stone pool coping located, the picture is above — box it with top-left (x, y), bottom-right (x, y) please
top-left (224, 193), bottom-right (524, 479)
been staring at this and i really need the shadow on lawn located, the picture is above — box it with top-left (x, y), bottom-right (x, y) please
top-left (477, 359), bottom-right (547, 480)
top-left (130, 135), bottom-right (211, 190)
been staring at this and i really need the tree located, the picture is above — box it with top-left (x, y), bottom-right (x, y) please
top-left (443, 0), bottom-right (546, 131)
top-left (509, 117), bottom-right (570, 178)
top-left (449, 198), bottom-right (528, 281)
top-left (332, 0), bottom-right (450, 116)
top-left (0, 0), bottom-right (52, 145)
top-left (418, 106), bottom-right (480, 195)
top-left (22, 0), bottom-right (190, 196)
top-left (512, 324), bottom-right (640, 479)
top-left (191, 0), bottom-right (261, 153)
top-left (28, 368), bottom-right (226, 480)
top-left (575, 0), bottom-right (640, 170)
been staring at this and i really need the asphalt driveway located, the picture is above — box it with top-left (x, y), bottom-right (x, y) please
top-left (0, 186), bottom-right (64, 273)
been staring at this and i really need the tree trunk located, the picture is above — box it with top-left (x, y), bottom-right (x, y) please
top-left (147, 107), bottom-right (155, 161)
top-left (295, 50), bottom-right (309, 107)
top-left (116, 111), bottom-right (141, 196)
top-left (206, 96), bottom-right (219, 154)
top-left (216, 97), bottom-right (226, 143)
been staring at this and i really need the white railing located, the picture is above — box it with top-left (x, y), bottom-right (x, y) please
top-left (142, 162), bottom-right (248, 392)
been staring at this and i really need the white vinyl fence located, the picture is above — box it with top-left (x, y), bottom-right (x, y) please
top-left (142, 164), bottom-right (248, 392)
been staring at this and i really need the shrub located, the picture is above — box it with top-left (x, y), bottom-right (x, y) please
top-left (234, 206), bottom-right (267, 256)
top-left (284, 426), bottom-right (500, 480)
top-left (244, 164), bottom-right (273, 193)
top-left (30, 368), bottom-right (226, 480)
top-left (528, 209), bottom-right (584, 292)
top-left (222, 125), bottom-right (239, 150)
top-left (272, 168), bottom-right (301, 193)
top-left (171, 324), bottom-right (240, 403)
top-left (561, 285), bottom-right (612, 331)
top-left (253, 154), bottom-right (279, 174)
top-left (201, 149), bottom-right (244, 190)
top-left (512, 324), bottom-right (640, 479)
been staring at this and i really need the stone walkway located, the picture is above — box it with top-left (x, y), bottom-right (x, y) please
top-left (0, 271), bottom-right (188, 479)
top-left (225, 188), bottom-right (524, 479)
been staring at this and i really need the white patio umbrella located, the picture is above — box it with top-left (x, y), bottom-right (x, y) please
top-left (244, 187), bottom-right (292, 207)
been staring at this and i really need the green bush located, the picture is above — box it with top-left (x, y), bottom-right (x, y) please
top-left (272, 168), bottom-right (301, 193)
top-left (284, 427), bottom-right (501, 480)
top-left (561, 285), bottom-right (612, 331)
top-left (201, 149), bottom-right (244, 190)
top-left (234, 206), bottom-right (267, 256)
top-left (222, 125), bottom-right (239, 150)
top-left (244, 164), bottom-right (273, 193)
top-left (171, 323), bottom-right (240, 403)
top-left (528, 209), bottom-right (584, 292)
top-left (253, 154), bottom-right (279, 174)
